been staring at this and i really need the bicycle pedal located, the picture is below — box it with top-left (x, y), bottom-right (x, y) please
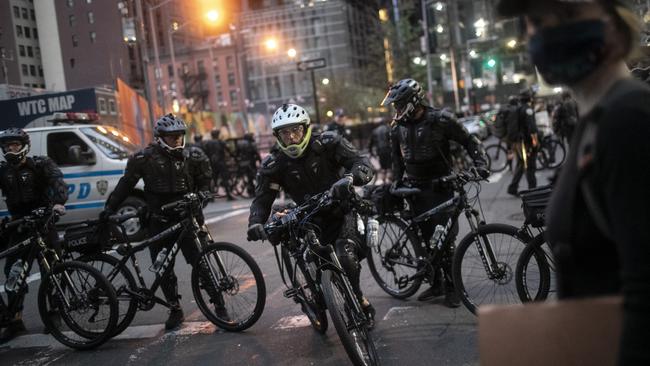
top-left (283, 288), bottom-right (298, 299)
top-left (397, 275), bottom-right (410, 289)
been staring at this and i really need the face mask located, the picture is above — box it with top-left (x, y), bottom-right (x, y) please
top-left (528, 20), bottom-right (606, 86)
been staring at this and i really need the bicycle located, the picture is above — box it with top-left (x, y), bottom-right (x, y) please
top-left (64, 192), bottom-right (266, 336)
top-left (514, 185), bottom-right (556, 302)
top-left (0, 208), bottom-right (118, 349)
top-left (264, 180), bottom-right (380, 366)
top-left (536, 134), bottom-right (566, 170)
top-left (483, 139), bottom-right (511, 173)
top-left (365, 171), bottom-right (530, 314)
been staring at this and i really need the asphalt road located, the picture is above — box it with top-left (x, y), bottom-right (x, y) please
top-left (0, 163), bottom-right (554, 366)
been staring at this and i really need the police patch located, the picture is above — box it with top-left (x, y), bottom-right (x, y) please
top-left (97, 180), bottom-right (108, 195)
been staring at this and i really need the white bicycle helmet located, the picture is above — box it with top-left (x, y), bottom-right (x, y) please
top-left (271, 104), bottom-right (312, 158)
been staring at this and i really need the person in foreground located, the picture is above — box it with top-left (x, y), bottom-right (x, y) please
top-left (498, 0), bottom-right (650, 364)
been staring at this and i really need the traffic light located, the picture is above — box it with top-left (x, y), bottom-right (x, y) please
top-left (486, 58), bottom-right (497, 68)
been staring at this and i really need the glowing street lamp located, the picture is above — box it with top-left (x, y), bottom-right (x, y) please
top-left (287, 48), bottom-right (297, 59)
top-left (326, 110), bottom-right (334, 118)
top-left (264, 38), bottom-right (278, 51)
top-left (205, 10), bottom-right (219, 23)
top-left (507, 39), bottom-right (517, 49)
top-left (469, 49), bottom-right (478, 58)
top-left (322, 78), bottom-right (330, 85)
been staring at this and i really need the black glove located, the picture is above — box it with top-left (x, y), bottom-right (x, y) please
top-left (99, 208), bottom-right (115, 222)
top-left (247, 223), bottom-right (267, 242)
top-left (351, 164), bottom-right (374, 185)
top-left (330, 176), bottom-right (353, 200)
top-left (473, 165), bottom-right (490, 180)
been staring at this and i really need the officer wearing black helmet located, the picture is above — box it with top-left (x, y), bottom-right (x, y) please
top-left (203, 129), bottom-right (234, 201)
top-left (0, 128), bottom-right (68, 342)
top-left (507, 89), bottom-right (539, 196)
top-left (246, 103), bottom-right (377, 327)
top-left (235, 133), bottom-right (261, 196)
top-left (382, 78), bottom-right (489, 307)
top-left (103, 114), bottom-right (214, 330)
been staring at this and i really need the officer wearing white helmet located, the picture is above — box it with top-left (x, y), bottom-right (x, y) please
top-left (246, 103), bottom-right (376, 326)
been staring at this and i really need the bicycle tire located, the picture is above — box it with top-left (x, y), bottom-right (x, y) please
top-left (281, 247), bottom-right (328, 334)
top-left (191, 242), bottom-right (266, 331)
top-left (321, 270), bottom-right (380, 366)
top-left (366, 215), bottom-right (424, 299)
top-left (485, 144), bottom-right (509, 173)
top-left (515, 233), bottom-right (553, 302)
top-left (38, 261), bottom-right (118, 350)
top-left (78, 253), bottom-right (139, 336)
top-left (452, 223), bottom-right (529, 315)
top-left (544, 138), bottom-right (566, 169)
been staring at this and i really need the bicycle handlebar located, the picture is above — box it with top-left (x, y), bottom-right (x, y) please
top-left (160, 191), bottom-right (214, 213)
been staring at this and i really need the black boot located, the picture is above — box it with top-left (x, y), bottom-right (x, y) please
top-left (418, 270), bottom-right (443, 301)
top-left (443, 281), bottom-right (461, 308)
top-left (361, 297), bottom-right (376, 330)
top-left (165, 306), bottom-right (184, 330)
top-left (0, 318), bottom-right (27, 343)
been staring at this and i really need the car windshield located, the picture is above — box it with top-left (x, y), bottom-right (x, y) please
top-left (81, 126), bottom-right (137, 159)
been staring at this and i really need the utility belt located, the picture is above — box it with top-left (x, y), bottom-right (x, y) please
top-left (404, 162), bottom-right (450, 188)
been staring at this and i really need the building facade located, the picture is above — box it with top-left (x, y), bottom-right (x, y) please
top-left (239, 0), bottom-right (386, 117)
top-left (0, 0), bottom-right (45, 88)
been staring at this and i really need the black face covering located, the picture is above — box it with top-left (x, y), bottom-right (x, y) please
top-left (528, 20), bottom-right (606, 86)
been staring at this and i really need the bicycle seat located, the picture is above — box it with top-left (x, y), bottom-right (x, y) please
top-left (390, 187), bottom-right (421, 197)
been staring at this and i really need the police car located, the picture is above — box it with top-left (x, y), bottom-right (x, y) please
top-left (0, 113), bottom-right (147, 241)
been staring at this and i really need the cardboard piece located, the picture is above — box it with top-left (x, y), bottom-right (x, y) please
top-left (479, 296), bottom-right (622, 366)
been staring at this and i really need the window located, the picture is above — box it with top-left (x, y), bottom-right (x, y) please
top-left (214, 73), bottom-right (221, 87)
top-left (33, 28), bottom-right (38, 39)
top-left (87, 12), bottom-right (94, 24)
top-left (81, 127), bottom-right (136, 160)
top-left (67, 0), bottom-right (74, 7)
top-left (98, 98), bottom-right (107, 113)
top-left (13, 6), bottom-right (19, 18)
top-left (19, 45), bottom-right (25, 57)
top-left (24, 27), bottom-right (31, 38)
top-left (35, 47), bottom-right (40, 58)
top-left (27, 46), bottom-right (33, 57)
top-left (167, 64), bottom-right (174, 77)
top-left (108, 100), bottom-right (117, 115)
top-left (30, 9), bottom-right (35, 21)
top-left (181, 63), bottom-right (189, 75)
top-left (30, 65), bottom-right (36, 76)
top-left (89, 31), bottom-right (96, 43)
top-left (47, 132), bottom-right (95, 167)
top-left (16, 25), bottom-right (23, 37)
top-left (197, 60), bottom-right (205, 74)
top-left (69, 15), bottom-right (76, 27)
top-left (226, 55), bottom-right (234, 70)
top-left (21, 7), bottom-right (28, 19)
top-left (70, 58), bottom-right (75, 68)
top-left (21, 64), bottom-right (28, 76)
top-left (38, 65), bottom-right (43, 77)
top-left (72, 34), bottom-right (78, 47)
top-left (227, 72), bottom-right (236, 86)
top-left (229, 90), bottom-right (238, 105)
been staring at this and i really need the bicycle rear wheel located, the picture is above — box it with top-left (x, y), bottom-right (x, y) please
top-left (38, 261), bottom-right (118, 349)
top-left (79, 253), bottom-right (139, 336)
top-left (321, 270), bottom-right (380, 366)
top-left (485, 144), bottom-right (509, 173)
top-left (366, 215), bottom-right (424, 299)
top-left (452, 223), bottom-right (529, 315)
top-left (281, 247), bottom-right (328, 334)
top-left (515, 233), bottom-right (556, 302)
top-left (191, 242), bottom-right (266, 331)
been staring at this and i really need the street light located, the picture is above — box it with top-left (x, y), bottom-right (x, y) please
top-left (507, 39), bottom-right (517, 49)
top-left (469, 49), bottom-right (478, 58)
top-left (321, 78), bottom-right (330, 85)
top-left (287, 48), bottom-right (297, 59)
top-left (265, 38), bottom-right (278, 51)
top-left (205, 9), bottom-right (219, 23)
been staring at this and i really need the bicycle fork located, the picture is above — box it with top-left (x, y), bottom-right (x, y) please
top-left (464, 210), bottom-right (504, 280)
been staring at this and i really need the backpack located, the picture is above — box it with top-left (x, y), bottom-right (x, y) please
top-left (493, 108), bottom-right (509, 138)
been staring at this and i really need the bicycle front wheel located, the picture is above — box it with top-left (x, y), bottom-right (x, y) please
top-left (191, 242), bottom-right (266, 331)
top-left (38, 261), bottom-right (118, 349)
top-left (452, 223), bottom-right (529, 315)
top-left (485, 144), bottom-right (509, 173)
top-left (321, 270), bottom-right (380, 366)
top-left (515, 233), bottom-right (556, 302)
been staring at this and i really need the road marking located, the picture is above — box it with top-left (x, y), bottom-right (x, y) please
top-left (2, 321), bottom-right (221, 350)
top-left (204, 208), bottom-right (249, 225)
top-left (272, 315), bottom-right (312, 330)
top-left (382, 306), bottom-right (415, 321)
top-left (487, 171), bottom-right (505, 184)
top-left (0, 273), bottom-right (41, 294)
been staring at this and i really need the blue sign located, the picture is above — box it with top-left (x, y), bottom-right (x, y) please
top-left (0, 88), bottom-right (98, 129)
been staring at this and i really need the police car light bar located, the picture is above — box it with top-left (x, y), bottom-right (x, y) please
top-left (48, 112), bottom-right (100, 124)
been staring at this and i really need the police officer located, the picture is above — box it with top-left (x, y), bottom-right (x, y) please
top-left (246, 104), bottom-right (376, 325)
top-left (324, 108), bottom-right (350, 139)
top-left (236, 133), bottom-right (261, 197)
top-left (551, 91), bottom-right (579, 146)
top-left (203, 129), bottom-right (234, 201)
top-left (507, 90), bottom-right (539, 196)
top-left (367, 119), bottom-right (392, 183)
top-left (382, 79), bottom-right (489, 307)
top-left (103, 114), bottom-right (214, 330)
top-left (190, 134), bottom-right (205, 150)
top-left (0, 128), bottom-right (68, 342)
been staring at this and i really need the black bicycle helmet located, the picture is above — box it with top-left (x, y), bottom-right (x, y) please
top-left (381, 78), bottom-right (425, 122)
top-left (153, 113), bottom-right (187, 137)
top-left (0, 128), bottom-right (30, 165)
